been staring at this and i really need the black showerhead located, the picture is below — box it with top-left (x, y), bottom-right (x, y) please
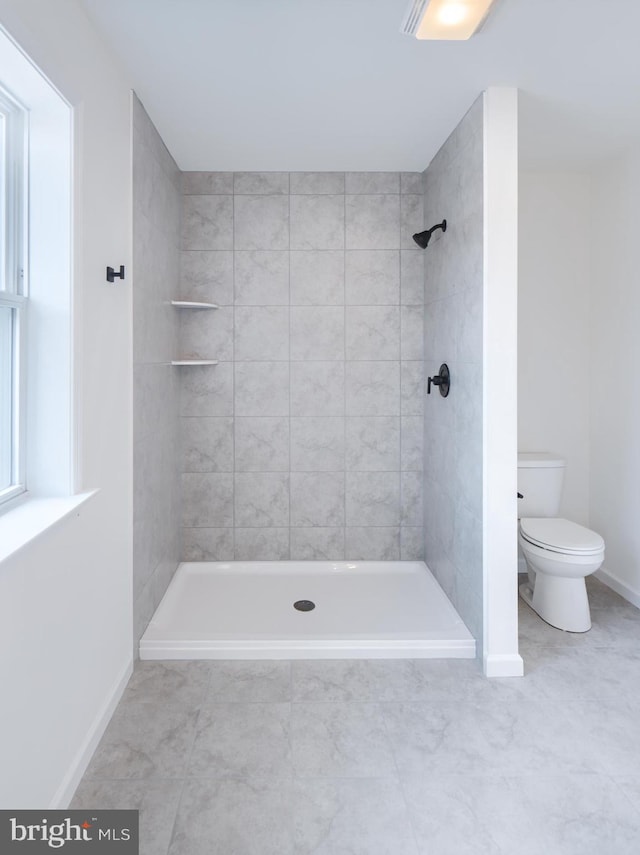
top-left (413, 219), bottom-right (447, 249)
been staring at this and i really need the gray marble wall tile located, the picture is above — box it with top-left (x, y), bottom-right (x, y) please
top-left (180, 363), bottom-right (233, 417)
top-left (290, 527), bottom-right (345, 560)
top-left (234, 306), bottom-right (289, 361)
top-left (345, 527), bottom-right (401, 560)
top-left (401, 526), bottom-right (425, 560)
top-left (422, 94), bottom-right (484, 653)
top-left (290, 251), bottom-right (344, 305)
top-left (234, 172), bottom-right (289, 195)
top-left (182, 196), bottom-right (233, 250)
top-left (290, 195), bottom-right (345, 250)
top-left (182, 172), bottom-right (233, 195)
top-left (346, 195), bottom-right (401, 250)
top-left (402, 416), bottom-right (424, 471)
top-left (182, 417), bottom-right (234, 472)
top-left (401, 361), bottom-right (425, 416)
top-left (345, 250), bottom-right (399, 305)
top-left (346, 172), bottom-right (400, 194)
top-left (182, 473), bottom-right (234, 528)
top-left (235, 472), bottom-right (289, 527)
top-left (401, 172), bottom-right (423, 194)
top-left (454, 431), bottom-right (482, 514)
top-left (290, 172), bottom-right (345, 194)
top-left (454, 361), bottom-right (482, 437)
top-left (290, 472), bottom-right (345, 527)
top-left (346, 361), bottom-right (400, 415)
top-left (401, 195), bottom-right (424, 249)
top-left (133, 97), bottom-right (181, 651)
top-left (452, 502), bottom-right (482, 578)
top-left (290, 417), bottom-right (345, 471)
top-left (234, 528), bottom-right (290, 560)
top-left (401, 305), bottom-right (424, 360)
top-left (402, 471), bottom-right (424, 526)
top-left (346, 472), bottom-right (401, 526)
top-left (290, 361), bottom-right (345, 416)
top-left (180, 251), bottom-right (234, 304)
top-left (234, 251), bottom-right (289, 305)
top-left (346, 417), bottom-right (400, 471)
top-left (183, 528), bottom-right (234, 561)
top-left (456, 285), bottom-right (483, 363)
top-left (234, 195), bottom-right (289, 250)
top-left (400, 251), bottom-right (425, 304)
top-left (290, 306), bottom-right (345, 360)
top-left (179, 306), bottom-right (233, 361)
top-left (235, 362), bottom-right (289, 416)
top-left (346, 306), bottom-right (400, 360)
top-left (235, 417), bottom-right (290, 472)
top-left (177, 172), bottom-right (425, 563)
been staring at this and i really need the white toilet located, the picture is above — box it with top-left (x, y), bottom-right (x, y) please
top-left (517, 452), bottom-right (605, 632)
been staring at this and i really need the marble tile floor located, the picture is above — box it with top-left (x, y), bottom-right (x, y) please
top-left (72, 576), bottom-right (640, 854)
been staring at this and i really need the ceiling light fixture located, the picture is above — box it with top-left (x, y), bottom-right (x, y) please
top-left (401, 0), bottom-right (497, 40)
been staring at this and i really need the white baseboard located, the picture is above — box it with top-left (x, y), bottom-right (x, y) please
top-left (483, 652), bottom-right (524, 678)
top-left (595, 567), bottom-right (640, 610)
top-left (49, 657), bottom-right (133, 808)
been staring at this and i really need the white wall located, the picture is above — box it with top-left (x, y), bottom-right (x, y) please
top-left (518, 173), bottom-right (591, 525)
top-left (0, 0), bottom-right (133, 807)
top-left (482, 88), bottom-right (522, 677)
top-left (590, 148), bottom-right (640, 603)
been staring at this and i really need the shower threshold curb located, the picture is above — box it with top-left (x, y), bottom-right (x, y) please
top-left (139, 638), bottom-right (476, 660)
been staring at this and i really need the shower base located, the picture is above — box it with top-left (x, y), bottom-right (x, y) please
top-left (140, 561), bottom-right (476, 659)
top-left (139, 560), bottom-right (475, 660)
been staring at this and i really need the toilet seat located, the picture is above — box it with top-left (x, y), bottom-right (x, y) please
top-left (520, 518), bottom-right (605, 557)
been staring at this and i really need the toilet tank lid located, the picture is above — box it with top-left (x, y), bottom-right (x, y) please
top-left (518, 452), bottom-right (565, 468)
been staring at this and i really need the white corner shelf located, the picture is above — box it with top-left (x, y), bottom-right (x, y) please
top-left (171, 360), bottom-right (219, 366)
top-left (171, 300), bottom-right (219, 309)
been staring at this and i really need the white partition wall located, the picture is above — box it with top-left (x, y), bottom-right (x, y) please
top-left (482, 88), bottom-right (523, 677)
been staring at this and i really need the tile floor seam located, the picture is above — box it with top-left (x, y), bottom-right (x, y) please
top-left (606, 774), bottom-right (640, 819)
top-left (164, 777), bottom-right (188, 855)
top-left (379, 695), bottom-right (423, 855)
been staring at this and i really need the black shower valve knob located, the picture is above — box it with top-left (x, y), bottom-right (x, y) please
top-left (427, 363), bottom-right (450, 397)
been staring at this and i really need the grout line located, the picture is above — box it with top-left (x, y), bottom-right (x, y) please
top-left (287, 174), bottom-right (291, 559)
top-left (343, 188), bottom-right (348, 559)
top-left (231, 178), bottom-right (236, 559)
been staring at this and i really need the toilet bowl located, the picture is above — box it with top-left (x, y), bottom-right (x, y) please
top-left (518, 517), bottom-right (605, 632)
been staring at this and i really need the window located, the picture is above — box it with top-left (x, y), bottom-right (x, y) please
top-left (0, 85), bottom-right (27, 506)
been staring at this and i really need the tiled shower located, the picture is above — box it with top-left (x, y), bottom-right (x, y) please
top-left (179, 169), bottom-right (426, 566)
top-left (133, 95), bottom-right (484, 652)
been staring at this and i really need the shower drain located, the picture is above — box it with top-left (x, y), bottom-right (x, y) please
top-left (294, 600), bottom-right (315, 612)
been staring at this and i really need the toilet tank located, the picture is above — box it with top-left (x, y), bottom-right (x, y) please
top-left (517, 452), bottom-right (565, 517)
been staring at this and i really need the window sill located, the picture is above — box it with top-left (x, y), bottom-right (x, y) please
top-left (0, 490), bottom-right (98, 566)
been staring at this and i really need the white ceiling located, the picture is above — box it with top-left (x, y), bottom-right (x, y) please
top-left (81, 0), bottom-right (640, 172)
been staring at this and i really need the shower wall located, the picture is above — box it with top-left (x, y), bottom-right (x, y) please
top-left (132, 95), bottom-right (182, 645)
top-left (179, 172), bottom-right (426, 561)
top-left (422, 97), bottom-right (484, 642)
